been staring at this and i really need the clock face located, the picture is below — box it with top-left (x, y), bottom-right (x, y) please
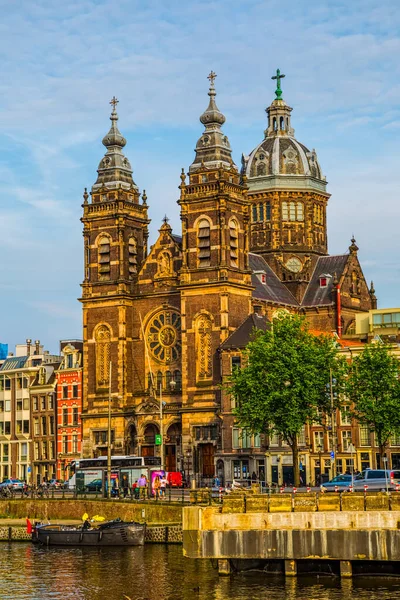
top-left (286, 257), bottom-right (302, 273)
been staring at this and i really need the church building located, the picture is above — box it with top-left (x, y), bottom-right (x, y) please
top-left (80, 71), bottom-right (376, 484)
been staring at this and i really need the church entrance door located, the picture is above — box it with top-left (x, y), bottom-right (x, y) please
top-left (201, 444), bottom-right (215, 478)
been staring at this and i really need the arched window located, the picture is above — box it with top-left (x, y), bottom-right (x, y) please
top-left (95, 325), bottom-right (111, 389)
top-left (147, 373), bottom-right (153, 392)
top-left (165, 370), bottom-right (172, 389)
top-left (197, 219), bottom-right (211, 267)
top-left (128, 237), bottom-right (137, 277)
top-left (280, 116), bottom-right (285, 130)
top-left (229, 220), bottom-right (239, 267)
top-left (273, 118), bottom-right (277, 131)
top-left (156, 371), bottom-right (163, 392)
top-left (98, 236), bottom-right (111, 279)
top-left (252, 204), bottom-right (258, 222)
top-left (282, 202), bottom-right (288, 220)
top-left (265, 201), bottom-right (271, 221)
top-left (258, 203), bottom-right (264, 221)
top-left (173, 370), bottom-right (182, 391)
top-left (289, 202), bottom-right (296, 221)
top-left (195, 314), bottom-right (213, 381)
top-left (256, 162), bottom-right (266, 176)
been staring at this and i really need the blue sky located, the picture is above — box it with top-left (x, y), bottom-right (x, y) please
top-left (1, 0), bottom-right (399, 353)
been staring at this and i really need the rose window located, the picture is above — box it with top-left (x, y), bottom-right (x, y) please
top-left (147, 310), bottom-right (181, 363)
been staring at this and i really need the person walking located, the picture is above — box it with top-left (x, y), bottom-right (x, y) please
top-left (153, 475), bottom-right (161, 500)
top-left (138, 474), bottom-right (147, 500)
top-left (160, 475), bottom-right (168, 499)
top-left (122, 475), bottom-right (129, 498)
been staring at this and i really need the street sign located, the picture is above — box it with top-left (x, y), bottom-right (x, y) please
top-left (330, 451), bottom-right (335, 459)
top-left (155, 434), bottom-right (162, 446)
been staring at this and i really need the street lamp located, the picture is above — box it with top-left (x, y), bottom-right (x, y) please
top-left (159, 378), bottom-right (176, 473)
top-left (317, 443), bottom-right (323, 486)
top-left (107, 362), bottom-right (112, 499)
top-left (347, 442), bottom-right (356, 490)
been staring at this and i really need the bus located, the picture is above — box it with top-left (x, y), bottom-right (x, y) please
top-left (72, 456), bottom-right (162, 494)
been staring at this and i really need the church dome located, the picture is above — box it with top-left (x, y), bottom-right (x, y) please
top-left (242, 71), bottom-right (326, 190)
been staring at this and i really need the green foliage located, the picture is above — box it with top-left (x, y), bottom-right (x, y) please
top-left (226, 314), bottom-right (343, 485)
top-left (346, 343), bottom-right (400, 455)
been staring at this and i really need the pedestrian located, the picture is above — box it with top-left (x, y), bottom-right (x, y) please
top-left (251, 471), bottom-right (257, 482)
top-left (153, 475), bottom-right (161, 500)
top-left (132, 479), bottom-right (139, 500)
top-left (122, 475), bottom-right (129, 498)
top-left (160, 475), bottom-right (167, 499)
top-left (138, 474), bottom-right (147, 500)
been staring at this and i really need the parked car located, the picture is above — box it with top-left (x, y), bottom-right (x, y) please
top-left (49, 479), bottom-right (65, 489)
top-left (0, 478), bottom-right (24, 490)
top-left (351, 469), bottom-right (400, 491)
top-left (320, 474), bottom-right (353, 492)
top-left (84, 479), bottom-right (103, 492)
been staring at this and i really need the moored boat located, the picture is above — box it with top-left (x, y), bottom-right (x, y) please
top-left (32, 518), bottom-right (145, 546)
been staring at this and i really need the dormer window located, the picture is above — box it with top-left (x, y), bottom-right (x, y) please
top-left (319, 274), bottom-right (331, 288)
top-left (255, 271), bottom-right (267, 285)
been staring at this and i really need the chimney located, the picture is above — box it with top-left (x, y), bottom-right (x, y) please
top-left (34, 340), bottom-right (40, 355)
top-left (26, 339), bottom-right (32, 356)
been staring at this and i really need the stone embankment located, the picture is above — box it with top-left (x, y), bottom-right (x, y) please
top-left (0, 499), bottom-right (183, 543)
top-left (183, 492), bottom-right (400, 577)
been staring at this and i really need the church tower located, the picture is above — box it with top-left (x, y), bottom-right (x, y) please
top-left (242, 70), bottom-right (330, 302)
top-left (80, 98), bottom-right (149, 456)
top-left (178, 73), bottom-right (252, 477)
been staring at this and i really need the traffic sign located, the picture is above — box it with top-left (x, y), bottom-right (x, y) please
top-left (27, 466), bottom-right (31, 473)
top-left (155, 434), bottom-right (162, 446)
top-left (330, 451), bottom-right (335, 459)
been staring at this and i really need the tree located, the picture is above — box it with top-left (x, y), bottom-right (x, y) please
top-left (227, 314), bottom-right (343, 487)
top-left (346, 343), bottom-right (400, 464)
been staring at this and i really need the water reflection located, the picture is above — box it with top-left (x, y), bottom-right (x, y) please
top-left (1, 544), bottom-right (400, 600)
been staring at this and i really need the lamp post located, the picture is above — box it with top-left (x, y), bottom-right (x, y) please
top-left (317, 443), bottom-right (323, 486)
top-left (159, 378), bottom-right (176, 472)
top-left (107, 362), bottom-right (112, 500)
top-left (348, 442), bottom-right (356, 490)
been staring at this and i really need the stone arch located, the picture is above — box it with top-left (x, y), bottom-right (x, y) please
top-left (125, 420), bottom-right (137, 455)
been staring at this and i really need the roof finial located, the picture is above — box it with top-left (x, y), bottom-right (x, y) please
top-left (163, 214), bottom-right (170, 225)
top-left (349, 235), bottom-right (359, 253)
top-left (142, 189), bottom-right (147, 205)
top-left (199, 70), bottom-right (225, 127)
top-left (271, 68), bottom-right (285, 99)
top-left (110, 96), bottom-right (119, 112)
top-left (83, 187), bottom-right (89, 204)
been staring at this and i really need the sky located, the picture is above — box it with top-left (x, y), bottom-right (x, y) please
top-left (0, 0), bottom-right (399, 354)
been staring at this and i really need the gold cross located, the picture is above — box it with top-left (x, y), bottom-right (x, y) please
top-left (110, 96), bottom-right (119, 110)
top-left (207, 71), bottom-right (217, 86)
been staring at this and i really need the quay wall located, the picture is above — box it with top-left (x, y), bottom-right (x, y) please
top-left (183, 505), bottom-right (400, 562)
top-left (0, 499), bottom-right (183, 524)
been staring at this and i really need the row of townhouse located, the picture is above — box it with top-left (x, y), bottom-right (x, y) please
top-left (0, 339), bottom-right (83, 485)
top-left (217, 308), bottom-right (400, 487)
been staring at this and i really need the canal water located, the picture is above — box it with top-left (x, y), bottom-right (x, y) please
top-left (2, 544), bottom-right (400, 600)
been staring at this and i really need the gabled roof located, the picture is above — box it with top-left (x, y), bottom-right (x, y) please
top-left (220, 313), bottom-right (270, 350)
top-left (302, 254), bottom-right (348, 307)
top-left (249, 253), bottom-right (298, 306)
top-left (0, 356), bottom-right (28, 371)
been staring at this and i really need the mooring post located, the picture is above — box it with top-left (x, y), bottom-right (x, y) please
top-left (218, 559), bottom-right (231, 575)
top-left (284, 559), bottom-right (297, 576)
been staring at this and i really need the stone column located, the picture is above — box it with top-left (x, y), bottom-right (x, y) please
top-left (285, 559), bottom-right (297, 576)
top-left (218, 559), bottom-right (231, 575)
top-left (340, 560), bottom-right (352, 578)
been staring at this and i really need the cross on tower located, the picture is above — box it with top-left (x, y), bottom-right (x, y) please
top-left (162, 214), bottom-right (170, 225)
top-left (271, 69), bottom-right (285, 99)
top-left (110, 96), bottom-right (119, 110)
top-left (207, 71), bottom-right (217, 87)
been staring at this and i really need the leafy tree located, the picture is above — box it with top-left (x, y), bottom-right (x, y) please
top-left (346, 343), bottom-right (400, 463)
top-left (227, 314), bottom-right (343, 487)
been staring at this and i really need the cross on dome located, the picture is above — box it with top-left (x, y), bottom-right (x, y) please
top-left (271, 69), bottom-right (285, 99)
top-left (110, 96), bottom-right (119, 110)
top-left (207, 71), bottom-right (217, 88)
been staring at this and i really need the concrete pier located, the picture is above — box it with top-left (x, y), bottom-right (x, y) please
top-left (183, 504), bottom-right (400, 576)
